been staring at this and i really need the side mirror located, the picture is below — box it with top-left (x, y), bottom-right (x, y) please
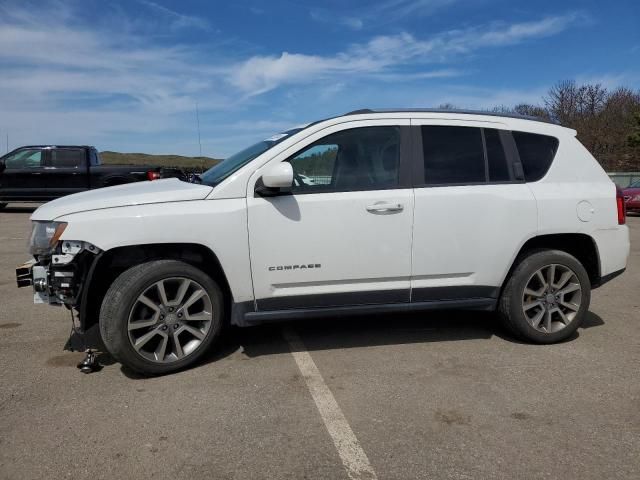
top-left (255, 163), bottom-right (293, 197)
top-left (262, 162), bottom-right (293, 188)
top-left (0, 162), bottom-right (5, 174)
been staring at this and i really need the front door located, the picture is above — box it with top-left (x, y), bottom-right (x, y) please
top-left (0, 148), bottom-right (47, 200)
top-left (248, 122), bottom-right (414, 310)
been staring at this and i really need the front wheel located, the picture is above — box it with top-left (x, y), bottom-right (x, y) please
top-left (499, 249), bottom-right (591, 344)
top-left (99, 260), bottom-right (224, 375)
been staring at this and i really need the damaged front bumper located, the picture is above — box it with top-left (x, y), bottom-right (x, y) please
top-left (16, 240), bottom-right (102, 307)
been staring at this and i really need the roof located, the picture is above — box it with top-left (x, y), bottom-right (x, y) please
top-left (342, 108), bottom-right (560, 126)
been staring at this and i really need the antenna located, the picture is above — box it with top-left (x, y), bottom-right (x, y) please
top-left (195, 101), bottom-right (202, 157)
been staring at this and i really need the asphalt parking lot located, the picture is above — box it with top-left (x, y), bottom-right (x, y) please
top-left (1, 204), bottom-right (638, 480)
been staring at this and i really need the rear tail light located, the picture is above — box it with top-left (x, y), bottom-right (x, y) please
top-left (147, 170), bottom-right (161, 181)
top-left (616, 186), bottom-right (626, 225)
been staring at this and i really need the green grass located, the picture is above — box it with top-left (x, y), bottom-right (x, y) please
top-left (100, 151), bottom-right (221, 169)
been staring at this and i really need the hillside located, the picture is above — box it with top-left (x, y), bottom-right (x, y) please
top-left (100, 151), bottom-right (221, 169)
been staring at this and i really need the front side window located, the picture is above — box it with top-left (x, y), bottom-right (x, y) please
top-left (2, 149), bottom-right (43, 169)
top-left (287, 126), bottom-right (401, 193)
top-left (51, 149), bottom-right (85, 168)
top-left (421, 126), bottom-right (485, 185)
top-left (512, 131), bottom-right (559, 182)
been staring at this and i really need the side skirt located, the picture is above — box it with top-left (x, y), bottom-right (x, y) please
top-left (242, 298), bottom-right (496, 326)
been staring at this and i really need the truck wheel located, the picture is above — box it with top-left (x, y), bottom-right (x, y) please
top-left (99, 260), bottom-right (224, 375)
top-left (498, 249), bottom-right (591, 344)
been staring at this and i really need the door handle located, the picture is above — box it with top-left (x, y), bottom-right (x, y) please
top-left (366, 202), bottom-right (404, 214)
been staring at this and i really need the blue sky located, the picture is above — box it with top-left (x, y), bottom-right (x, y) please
top-left (1, 0), bottom-right (639, 157)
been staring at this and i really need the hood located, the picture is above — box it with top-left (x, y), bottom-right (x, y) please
top-left (31, 178), bottom-right (213, 220)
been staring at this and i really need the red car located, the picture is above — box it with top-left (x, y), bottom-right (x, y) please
top-left (623, 180), bottom-right (640, 214)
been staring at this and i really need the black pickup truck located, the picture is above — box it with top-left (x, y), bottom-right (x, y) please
top-left (0, 145), bottom-right (185, 208)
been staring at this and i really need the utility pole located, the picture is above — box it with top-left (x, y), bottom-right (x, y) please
top-left (195, 101), bottom-right (202, 157)
top-left (5, 131), bottom-right (8, 154)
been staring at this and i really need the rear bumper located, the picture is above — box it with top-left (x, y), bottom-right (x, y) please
top-left (593, 267), bottom-right (626, 288)
top-left (591, 226), bottom-right (630, 281)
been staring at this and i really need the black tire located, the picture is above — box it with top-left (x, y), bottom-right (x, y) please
top-left (99, 260), bottom-right (224, 375)
top-left (498, 249), bottom-right (591, 344)
top-left (0, 202), bottom-right (7, 210)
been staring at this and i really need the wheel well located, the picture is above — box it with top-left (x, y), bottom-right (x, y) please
top-left (80, 243), bottom-right (232, 330)
top-left (509, 234), bottom-right (601, 286)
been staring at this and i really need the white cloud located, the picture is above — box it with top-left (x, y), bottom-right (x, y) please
top-left (0, 1), bottom-right (593, 156)
top-left (230, 13), bottom-right (588, 96)
top-left (374, 0), bottom-right (457, 20)
top-left (137, 0), bottom-right (210, 30)
top-left (309, 9), bottom-right (364, 30)
top-left (310, 0), bottom-right (457, 30)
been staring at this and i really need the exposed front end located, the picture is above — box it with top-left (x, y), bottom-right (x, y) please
top-left (16, 220), bottom-right (101, 312)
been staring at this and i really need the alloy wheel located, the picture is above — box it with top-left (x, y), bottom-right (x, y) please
top-left (127, 277), bottom-right (213, 363)
top-left (521, 264), bottom-right (582, 333)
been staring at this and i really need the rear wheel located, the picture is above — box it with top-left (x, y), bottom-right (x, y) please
top-left (499, 249), bottom-right (591, 343)
top-left (99, 260), bottom-right (224, 375)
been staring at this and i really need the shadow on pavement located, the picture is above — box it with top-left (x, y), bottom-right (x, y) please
top-left (119, 309), bottom-right (606, 378)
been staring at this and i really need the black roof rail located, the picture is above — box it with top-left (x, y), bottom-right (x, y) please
top-left (17, 145), bottom-right (93, 149)
top-left (343, 109), bottom-right (375, 115)
top-left (342, 108), bottom-right (560, 125)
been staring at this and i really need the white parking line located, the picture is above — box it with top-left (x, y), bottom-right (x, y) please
top-left (283, 328), bottom-right (377, 480)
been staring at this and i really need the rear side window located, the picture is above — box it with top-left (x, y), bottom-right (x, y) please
top-left (51, 149), bottom-right (85, 168)
top-left (421, 126), bottom-right (485, 184)
top-left (512, 131), bottom-right (559, 182)
top-left (89, 149), bottom-right (101, 166)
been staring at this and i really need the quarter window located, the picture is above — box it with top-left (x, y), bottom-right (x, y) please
top-left (421, 126), bottom-right (485, 184)
top-left (287, 126), bottom-right (401, 193)
top-left (512, 131), bottom-right (559, 182)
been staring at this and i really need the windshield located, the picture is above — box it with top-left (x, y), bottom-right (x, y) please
top-left (629, 180), bottom-right (640, 188)
top-left (198, 128), bottom-right (303, 186)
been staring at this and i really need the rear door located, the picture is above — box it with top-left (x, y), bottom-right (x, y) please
top-left (247, 120), bottom-right (415, 310)
top-left (409, 120), bottom-right (537, 302)
top-left (43, 148), bottom-right (89, 197)
top-left (0, 148), bottom-right (48, 200)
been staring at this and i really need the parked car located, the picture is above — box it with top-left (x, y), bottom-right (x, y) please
top-left (622, 180), bottom-right (640, 213)
top-left (17, 109), bottom-right (629, 375)
top-left (0, 145), bottom-right (184, 209)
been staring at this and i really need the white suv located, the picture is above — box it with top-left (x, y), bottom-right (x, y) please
top-left (17, 109), bottom-right (630, 375)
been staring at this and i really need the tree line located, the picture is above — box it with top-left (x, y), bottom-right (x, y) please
top-left (462, 80), bottom-right (640, 172)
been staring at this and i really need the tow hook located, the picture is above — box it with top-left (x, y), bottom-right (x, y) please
top-left (33, 277), bottom-right (47, 292)
top-left (77, 350), bottom-right (99, 374)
